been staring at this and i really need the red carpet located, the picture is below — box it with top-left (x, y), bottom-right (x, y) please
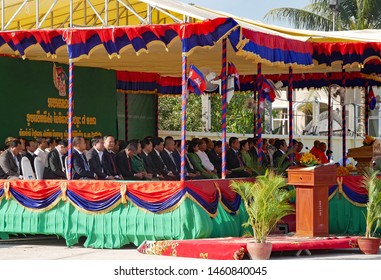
top-left (137, 235), bottom-right (360, 260)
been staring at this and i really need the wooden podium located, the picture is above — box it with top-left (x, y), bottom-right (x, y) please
top-left (287, 164), bottom-right (337, 237)
top-left (347, 139), bottom-right (381, 174)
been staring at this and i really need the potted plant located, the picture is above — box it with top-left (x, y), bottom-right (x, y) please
top-left (230, 170), bottom-right (294, 260)
top-left (358, 168), bottom-right (381, 254)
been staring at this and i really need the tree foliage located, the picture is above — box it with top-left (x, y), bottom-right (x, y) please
top-left (158, 92), bottom-right (256, 134)
top-left (264, 0), bottom-right (381, 31)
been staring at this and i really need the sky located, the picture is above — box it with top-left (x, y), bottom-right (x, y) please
top-left (178, 0), bottom-right (311, 27)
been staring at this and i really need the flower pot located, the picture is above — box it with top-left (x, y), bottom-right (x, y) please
top-left (246, 242), bottom-right (272, 260)
top-left (357, 237), bottom-right (381, 255)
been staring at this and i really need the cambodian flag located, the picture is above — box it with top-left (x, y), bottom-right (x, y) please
top-left (188, 64), bottom-right (206, 96)
top-left (228, 62), bottom-right (240, 90)
top-left (369, 86), bottom-right (376, 110)
top-left (261, 77), bottom-right (276, 103)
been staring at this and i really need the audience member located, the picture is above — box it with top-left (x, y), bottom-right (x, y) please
top-left (44, 139), bottom-right (68, 179)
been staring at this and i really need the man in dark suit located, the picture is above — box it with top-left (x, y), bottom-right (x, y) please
top-left (24, 139), bottom-right (37, 173)
top-left (226, 137), bottom-right (251, 178)
top-left (115, 142), bottom-right (144, 180)
top-left (43, 139), bottom-right (68, 179)
top-left (160, 137), bottom-right (180, 180)
top-left (207, 140), bottom-right (223, 177)
top-left (103, 135), bottom-right (123, 179)
top-left (272, 139), bottom-right (291, 173)
top-left (149, 137), bottom-right (177, 180)
top-left (0, 139), bottom-right (22, 179)
top-left (173, 139), bottom-right (202, 179)
top-left (140, 138), bottom-right (163, 180)
top-left (71, 136), bottom-right (97, 180)
top-left (86, 136), bottom-right (114, 180)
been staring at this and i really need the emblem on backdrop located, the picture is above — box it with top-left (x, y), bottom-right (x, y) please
top-left (53, 63), bottom-right (68, 96)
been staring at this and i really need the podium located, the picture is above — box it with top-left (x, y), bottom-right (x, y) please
top-left (287, 164), bottom-right (337, 237)
top-left (347, 140), bottom-right (381, 174)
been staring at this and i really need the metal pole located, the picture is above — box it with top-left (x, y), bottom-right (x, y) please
top-left (342, 68), bottom-right (347, 167)
top-left (67, 61), bottom-right (74, 180)
top-left (125, 93), bottom-right (128, 141)
top-left (180, 47), bottom-right (188, 181)
top-left (36, 0), bottom-right (39, 29)
top-left (70, 0), bottom-right (73, 27)
top-left (328, 77), bottom-right (332, 152)
top-left (221, 38), bottom-right (227, 179)
top-left (257, 63), bottom-right (263, 171)
top-left (288, 67), bottom-right (293, 161)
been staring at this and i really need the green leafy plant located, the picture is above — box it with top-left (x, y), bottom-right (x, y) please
top-left (361, 168), bottom-right (381, 238)
top-left (230, 170), bottom-right (294, 243)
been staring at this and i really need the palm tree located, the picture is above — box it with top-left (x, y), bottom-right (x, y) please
top-left (264, 0), bottom-right (381, 31)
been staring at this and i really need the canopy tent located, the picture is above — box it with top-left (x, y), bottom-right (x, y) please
top-left (1, 0), bottom-right (381, 178)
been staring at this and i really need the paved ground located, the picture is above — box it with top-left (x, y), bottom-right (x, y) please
top-left (0, 235), bottom-right (380, 260)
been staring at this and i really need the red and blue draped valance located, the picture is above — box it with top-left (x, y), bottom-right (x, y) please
top-left (116, 70), bottom-right (381, 95)
top-left (313, 42), bottom-right (381, 69)
top-left (0, 17), bottom-right (313, 67)
top-left (229, 28), bottom-right (313, 66)
top-left (0, 179), bottom-right (242, 216)
top-left (329, 176), bottom-right (368, 207)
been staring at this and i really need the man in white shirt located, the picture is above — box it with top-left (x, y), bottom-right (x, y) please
top-left (34, 137), bottom-right (48, 165)
top-left (86, 136), bottom-right (114, 180)
top-left (195, 139), bottom-right (217, 174)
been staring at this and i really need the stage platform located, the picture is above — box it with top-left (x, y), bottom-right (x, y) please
top-left (0, 176), bottom-right (370, 249)
top-left (137, 235), bottom-right (360, 260)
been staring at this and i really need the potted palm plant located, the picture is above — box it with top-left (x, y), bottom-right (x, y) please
top-left (358, 169), bottom-right (381, 254)
top-left (230, 170), bottom-right (294, 259)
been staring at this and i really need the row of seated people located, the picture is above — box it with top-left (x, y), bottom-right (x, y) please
top-left (0, 135), bottom-right (256, 180)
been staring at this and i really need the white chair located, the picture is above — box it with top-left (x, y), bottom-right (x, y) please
top-left (34, 157), bottom-right (45, 180)
top-left (21, 157), bottom-right (35, 180)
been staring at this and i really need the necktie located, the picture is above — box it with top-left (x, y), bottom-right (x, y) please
top-left (185, 154), bottom-right (194, 170)
top-left (236, 152), bottom-right (244, 167)
top-left (127, 156), bottom-right (132, 171)
top-left (169, 152), bottom-right (178, 171)
top-left (82, 154), bottom-right (90, 171)
top-left (109, 153), bottom-right (117, 173)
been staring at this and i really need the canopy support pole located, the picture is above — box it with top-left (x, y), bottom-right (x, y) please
top-left (328, 74), bottom-right (332, 153)
top-left (288, 67), bottom-right (293, 162)
top-left (155, 95), bottom-right (159, 137)
top-left (342, 68), bottom-right (347, 167)
top-left (221, 38), bottom-right (227, 179)
top-left (180, 51), bottom-right (188, 182)
top-left (365, 83), bottom-right (369, 136)
top-left (125, 93), bottom-right (128, 141)
top-left (67, 61), bottom-right (74, 180)
top-left (257, 63), bottom-right (263, 171)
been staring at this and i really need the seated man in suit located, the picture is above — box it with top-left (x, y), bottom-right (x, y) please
top-left (149, 137), bottom-right (177, 180)
top-left (86, 136), bottom-right (114, 180)
top-left (160, 137), bottom-right (180, 180)
top-left (140, 138), bottom-right (163, 180)
top-left (226, 137), bottom-right (252, 178)
top-left (173, 139), bottom-right (202, 179)
top-left (71, 136), bottom-right (98, 180)
top-left (24, 139), bottom-right (37, 173)
top-left (115, 141), bottom-right (145, 180)
top-left (0, 139), bottom-right (23, 179)
top-left (44, 139), bottom-right (68, 179)
top-left (103, 135), bottom-right (123, 180)
top-left (272, 139), bottom-right (291, 174)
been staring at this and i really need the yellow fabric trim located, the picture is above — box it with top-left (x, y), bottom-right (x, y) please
top-left (60, 181), bottom-right (67, 202)
top-left (4, 181), bottom-right (10, 200)
top-left (332, 176), bottom-right (367, 207)
top-left (214, 181), bottom-right (240, 215)
top-left (12, 195), bottom-right (63, 213)
top-left (120, 184), bottom-right (127, 204)
top-left (126, 191), bottom-right (218, 218)
top-left (66, 197), bottom-right (122, 215)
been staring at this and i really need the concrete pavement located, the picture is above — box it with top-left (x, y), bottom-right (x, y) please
top-left (0, 235), bottom-right (380, 260)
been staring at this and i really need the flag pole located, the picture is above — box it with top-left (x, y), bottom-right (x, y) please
top-left (288, 67), bottom-right (293, 162)
top-left (341, 68), bottom-right (347, 167)
top-left (67, 60), bottom-right (74, 180)
top-left (257, 63), bottom-right (263, 171)
top-left (221, 38), bottom-right (227, 179)
top-left (180, 50), bottom-right (188, 182)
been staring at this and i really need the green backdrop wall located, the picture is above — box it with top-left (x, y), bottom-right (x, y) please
top-left (0, 57), bottom-right (117, 146)
top-left (0, 57), bottom-right (156, 146)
